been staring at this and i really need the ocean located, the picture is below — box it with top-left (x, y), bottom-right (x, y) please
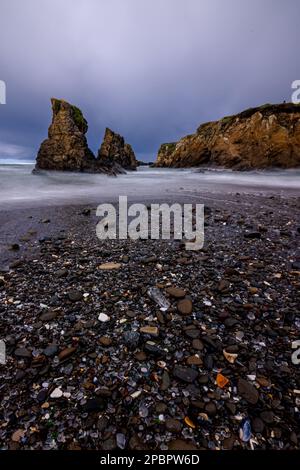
top-left (0, 163), bottom-right (299, 209)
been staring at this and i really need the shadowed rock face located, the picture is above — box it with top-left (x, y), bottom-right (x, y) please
top-left (155, 103), bottom-right (300, 169)
top-left (98, 128), bottom-right (137, 170)
top-left (35, 99), bottom-right (124, 175)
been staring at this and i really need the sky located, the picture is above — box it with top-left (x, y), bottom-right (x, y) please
top-left (0, 0), bottom-right (299, 162)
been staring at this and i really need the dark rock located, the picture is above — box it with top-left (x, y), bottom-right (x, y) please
top-left (84, 397), bottom-right (106, 412)
top-left (252, 417), bottom-right (265, 433)
top-left (123, 331), bottom-right (140, 349)
top-left (173, 365), bottom-right (198, 383)
top-left (68, 290), bottom-right (83, 302)
top-left (43, 343), bottom-right (58, 357)
top-left (260, 410), bottom-right (275, 424)
top-left (40, 311), bottom-right (58, 322)
top-left (14, 348), bottom-right (31, 359)
top-left (244, 231), bottom-right (262, 239)
top-left (160, 370), bottom-right (171, 391)
top-left (192, 339), bottom-right (204, 350)
top-left (238, 378), bottom-right (259, 404)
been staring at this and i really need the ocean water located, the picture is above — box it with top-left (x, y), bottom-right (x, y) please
top-left (0, 163), bottom-right (299, 209)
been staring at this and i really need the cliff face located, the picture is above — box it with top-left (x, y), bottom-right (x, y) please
top-left (35, 99), bottom-right (124, 174)
top-left (155, 103), bottom-right (300, 169)
top-left (98, 128), bottom-right (138, 170)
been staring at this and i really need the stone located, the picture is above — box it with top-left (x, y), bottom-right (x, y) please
top-left (173, 365), bottom-right (198, 383)
top-left (140, 326), bottom-right (159, 337)
top-left (192, 339), bottom-right (204, 350)
top-left (99, 336), bottom-right (112, 347)
top-left (68, 290), bottom-right (83, 302)
top-left (84, 397), bottom-right (106, 412)
top-left (260, 410), bottom-right (275, 424)
top-left (177, 298), bottom-right (193, 315)
top-left (252, 417), bottom-right (265, 433)
top-left (134, 351), bottom-right (147, 361)
top-left (43, 343), bottom-right (58, 357)
top-left (144, 341), bottom-right (164, 356)
top-left (123, 331), bottom-right (140, 349)
top-left (40, 311), bottom-right (58, 321)
top-left (11, 429), bottom-right (25, 442)
top-left (14, 347), bottom-right (31, 358)
top-left (238, 378), bottom-right (259, 404)
top-left (186, 355), bottom-right (203, 365)
top-left (98, 127), bottom-right (137, 170)
top-left (166, 287), bottom-right (186, 298)
top-left (244, 231), bottom-right (262, 239)
top-left (50, 387), bottom-right (63, 399)
top-left (165, 418), bottom-right (182, 433)
top-left (98, 262), bottom-right (121, 270)
top-left (98, 313), bottom-right (110, 322)
top-left (160, 370), bottom-right (171, 391)
top-left (58, 347), bottom-right (76, 361)
top-left (205, 402), bottom-right (217, 417)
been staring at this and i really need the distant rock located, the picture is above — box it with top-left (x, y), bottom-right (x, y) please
top-left (98, 127), bottom-right (137, 170)
top-left (155, 103), bottom-right (300, 169)
top-left (35, 98), bottom-right (124, 175)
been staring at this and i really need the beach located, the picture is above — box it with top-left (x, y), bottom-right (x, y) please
top-left (0, 166), bottom-right (300, 450)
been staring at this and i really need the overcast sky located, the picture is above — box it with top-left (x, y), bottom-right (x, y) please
top-left (0, 0), bottom-right (299, 162)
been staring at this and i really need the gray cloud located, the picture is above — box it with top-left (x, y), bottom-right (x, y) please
top-left (0, 0), bottom-right (299, 161)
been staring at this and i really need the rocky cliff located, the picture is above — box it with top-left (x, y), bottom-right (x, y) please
top-left (155, 103), bottom-right (300, 169)
top-left (35, 99), bottom-right (124, 175)
top-left (98, 127), bottom-right (138, 170)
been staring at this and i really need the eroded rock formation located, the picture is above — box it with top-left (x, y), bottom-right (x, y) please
top-left (35, 99), bottom-right (124, 175)
top-left (155, 103), bottom-right (300, 169)
top-left (98, 128), bottom-right (138, 170)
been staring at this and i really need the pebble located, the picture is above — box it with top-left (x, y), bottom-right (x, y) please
top-left (99, 336), bottom-right (112, 347)
top-left (140, 326), bottom-right (159, 337)
top-left (165, 418), bottom-right (182, 433)
top-left (166, 287), bottom-right (186, 298)
top-left (123, 331), bottom-right (140, 349)
top-left (192, 339), bottom-right (204, 350)
top-left (98, 313), bottom-right (110, 322)
top-left (84, 397), bottom-right (106, 412)
top-left (98, 262), bottom-right (121, 270)
top-left (14, 347), bottom-right (31, 358)
top-left (238, 378), bottom-right (259, 404)
top-left (186, 355), bottom-right (203, 365)
top-left (173, 365), bottom-right (198, 383)
top-left (43, 343), bottom-right (58, 357)
top-left (68, 290), bottom-right (83, 302)
top-left (58, 347), bottom-right (76, 361)
top-left (50, 387), bottom-right (63, 399)
top-left (252, 417), bottom-right (265, 433)
top-left (177, 298), bottom-right (193, 315)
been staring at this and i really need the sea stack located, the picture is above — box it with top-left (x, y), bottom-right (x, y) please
top-left (34, 98), bottom-right (123, 175)
top-left (98, 127), bottom-right (138, 170)
top-left (155, 103), bottom-right (300, 169)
